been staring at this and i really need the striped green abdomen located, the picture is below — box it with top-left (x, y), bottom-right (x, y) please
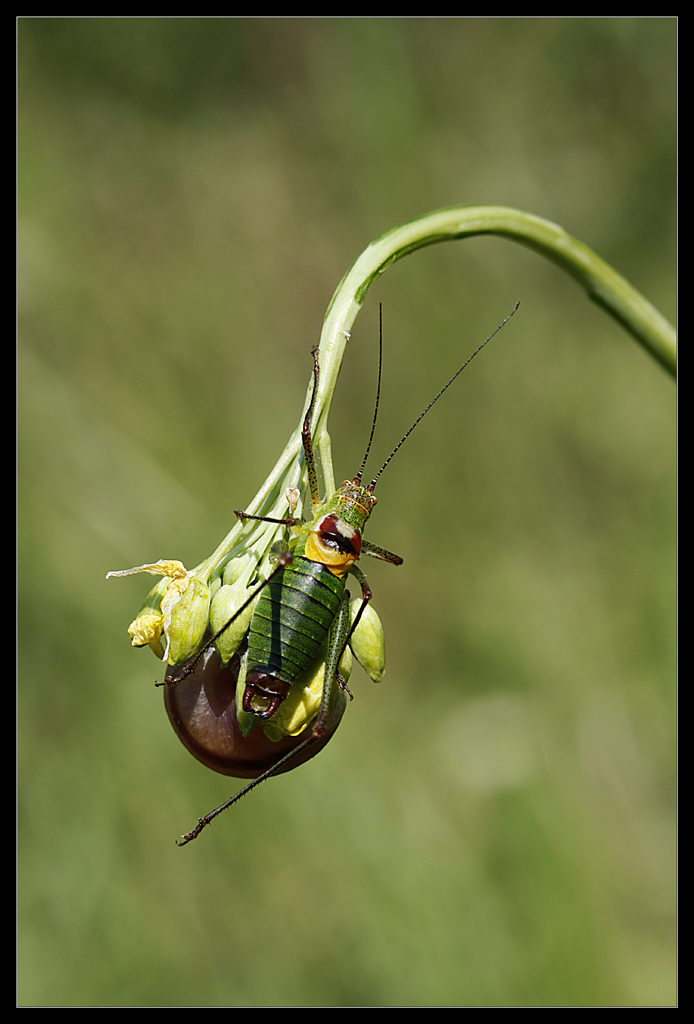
top-left (247, 556), bottom-right (345, 684)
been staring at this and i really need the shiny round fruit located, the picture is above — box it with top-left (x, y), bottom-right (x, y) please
top-left (163, 648), bottom-right (345, 779)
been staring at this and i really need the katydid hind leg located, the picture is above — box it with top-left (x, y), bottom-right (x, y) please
top-left (175, 731), bottom-right (323, 845)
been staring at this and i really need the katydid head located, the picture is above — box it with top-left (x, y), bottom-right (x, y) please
top-left (304, 510), bottom-right (364, 576)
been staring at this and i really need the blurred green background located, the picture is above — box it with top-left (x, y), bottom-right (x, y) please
top-left (18, 18), bottom-right (675, 1007)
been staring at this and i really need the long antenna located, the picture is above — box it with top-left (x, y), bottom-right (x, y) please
top-left (368, 302), bottom-right (519, 491)
top-left (355, 303), bottom-right (384, 484)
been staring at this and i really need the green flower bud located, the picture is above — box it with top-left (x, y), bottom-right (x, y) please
top-left (349, 600), bottom-right (385, 683)
top-left (222, 555), bottom-right (248, 587)
top-left (209, 581), bottom-right (255, 665)
top-left (166, 577), bottom-right (211, 666)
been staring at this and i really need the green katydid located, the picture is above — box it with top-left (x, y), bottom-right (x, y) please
top-left (163, 304), bottom-right (519, 844)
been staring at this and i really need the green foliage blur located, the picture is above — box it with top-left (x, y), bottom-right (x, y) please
top-left (18, 18), bottom-right (675, 1007)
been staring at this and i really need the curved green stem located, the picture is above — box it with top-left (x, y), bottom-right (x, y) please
top-left (201, 205), bottom-right (675, 581)
top-left (327, 204), bottom-right (675, 376)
